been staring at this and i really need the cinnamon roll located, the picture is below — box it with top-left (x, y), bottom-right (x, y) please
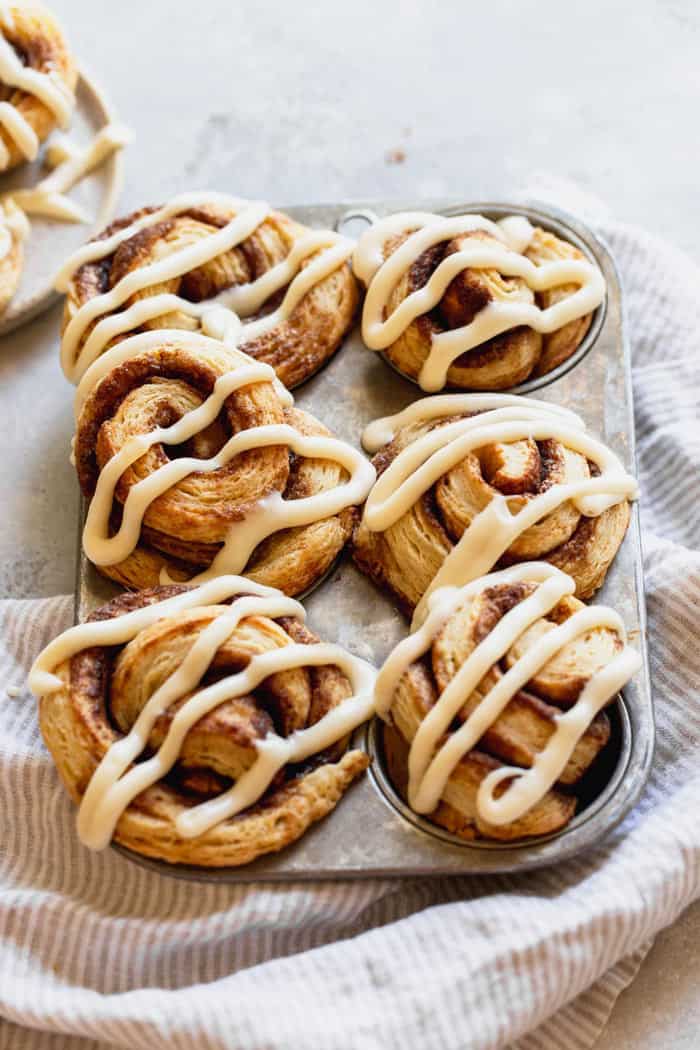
top-left (30, 577), bottom-right (375, 866)
top-left (376, 563), bottom-right (640, 841)
top-left (353, 211), bottom-right (605, 391)
top-left (353, 395), bottom-right (636, 619)
top-left (0, 3), bottom-right (77, 173)
top-left (58, 193), bottom-right (360, 390)
top-left (74, 329), bottom-right (376, 596)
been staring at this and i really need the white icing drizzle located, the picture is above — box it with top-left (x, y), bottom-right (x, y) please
top-left (360, 394), bottom-right (639, 630)
top-left (0, 25), bottom-right (74, 171)
top-left (28, 575), bottom-right (377, 849)
top-left (375, 562), bottom-right (641, 826)
top-left (0, 195), bottom-right (28, 260)
top-left (7, 123), bottom-right (131, 222)
top-left (0, 5), bottom-right (14, 32)
top-left (56, 192), bottom-right (355, 384)
top-left (76, 329), bottom-right (375, 581)
top-left (352, 212), bottom-right (606, 391)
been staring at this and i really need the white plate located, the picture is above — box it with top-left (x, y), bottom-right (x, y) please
top-left (0, 67), bottom-right (125, 336)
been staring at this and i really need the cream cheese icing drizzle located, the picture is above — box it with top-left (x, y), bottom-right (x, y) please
top-left (7, 122), bottom-right (131, 222)
top-left (56, 192), bottom-right (355, 384)
top-left (352, 212), bottom-right (606, 391)
top-left (0, 27), bottom-right (74, 171)
top-left (29, 575), bottom-right (377, 848)
top-left (77, 329), bottom-right (375, 582)
top-left (375, 562), bottom-right (641, 826)
top-left (360, 394), bottom-right (638, 630)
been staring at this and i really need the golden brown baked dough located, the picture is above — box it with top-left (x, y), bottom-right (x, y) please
top-left (75, 333), bottom-right (362, 595)
top-left (0, 3), bottom-right (77, 172)
top-left (353, 402), bottom-right (631, 614)
top-left (381, 577), bottom-right (619, 841)
top-left (0, 199), bottom-right (27, 312)
top-left (357, 222), bottom-right (595, 390)
top-left (38, 585), bottom-right (370, 866)
top-left (62, 199), bottom-right (359, 389)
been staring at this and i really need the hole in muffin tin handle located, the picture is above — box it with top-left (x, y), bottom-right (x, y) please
top-left (336, 208), bottom-right (378, 237)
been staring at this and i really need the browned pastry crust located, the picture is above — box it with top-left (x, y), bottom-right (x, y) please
top-left (368, 226), bottom-right (593, 389)
top-left (75, 335), bottom-right (358, 595)
top-left (0, 201), bottom-right (25, 312)
top-left (352, 412), bottom-right (630, 614)
top-left (62, 202), bottom-right (360, 389)
top-left (0, 3), bottom-right (77, 172)
top-left (39, 585), bottom-right (370, 866)
top-left (382, 580), bottom-right (619, 841)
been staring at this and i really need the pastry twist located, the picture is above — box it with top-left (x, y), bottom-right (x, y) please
top-left (31, 578), bottom-right (375, 866)
top-left (376, 563), bottom-right (640, 841)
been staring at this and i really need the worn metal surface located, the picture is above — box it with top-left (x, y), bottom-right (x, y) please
top-left (77, 198), bottom-right (652, 881)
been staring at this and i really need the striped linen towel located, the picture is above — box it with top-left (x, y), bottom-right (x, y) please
top-left (1, 215), bottom-right (699, 1050)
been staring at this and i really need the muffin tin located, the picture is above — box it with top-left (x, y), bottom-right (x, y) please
top-left (76, 198), bottom-right (652, 881)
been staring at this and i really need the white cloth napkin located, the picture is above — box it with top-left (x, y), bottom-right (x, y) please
top-left (2, 212), bottom-right (699, 1050)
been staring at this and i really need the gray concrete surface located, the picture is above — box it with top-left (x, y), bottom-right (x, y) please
top-left (1, 0), bottom-right (698, 1044)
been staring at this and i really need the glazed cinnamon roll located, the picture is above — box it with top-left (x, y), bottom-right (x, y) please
top-left (30, 577), bottom-right (375, 866)
top-left (0, 3), bottom-right (77, 173)
top-left (353, 395), bottom-right (636, 618)
top-left (58, 192), bottom-right (360, 390)
top-left (74, 329), bottom-right (375, 596)
top-left (376, 563), bottom-right (640, 841)
top-left (353, 211), bottom-right (605, 391)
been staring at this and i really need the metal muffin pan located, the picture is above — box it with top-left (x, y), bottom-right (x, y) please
top-left (76, 198), bottom-right (652, 881)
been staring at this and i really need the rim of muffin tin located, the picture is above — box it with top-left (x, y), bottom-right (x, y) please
top-left (365, 691), bottom-right (634, 856)
top-left (340, 200), bottom-right (608, 395)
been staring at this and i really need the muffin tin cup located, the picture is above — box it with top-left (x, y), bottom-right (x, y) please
top-left (76, 197), bottom-right (652, 881)
top-left (368, 694), bottom-right (633, 858)
top-left (345, 200), bottom-right (609, 395)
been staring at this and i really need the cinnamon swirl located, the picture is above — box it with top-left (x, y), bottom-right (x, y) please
top-left (0, 3), bottom-right (77, 173)
top-left (353, 211), bottom-right (605, 391)
top-left (58, 193), bottom-right (360, 390)
top-left (74, 329), bottom-right (375, 596)
top-left (376, 563), bottom-right (640, 841)
top-left (353, 394), bottom-right (636, 618)
top-left (30, 577), bottom-right (375, 866)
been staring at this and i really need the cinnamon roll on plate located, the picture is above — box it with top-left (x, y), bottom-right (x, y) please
top-left (58, 192), bottom-right (360, 390)
top-left (74, 329), bottom-right (375, 597)
top-left (0, 0), bottom-right (76, 318)
top-left (0, 5), bottom-right (127, 329)
top-left (375, 563), bottom-right (641, 842)
top-left (0, 3), bottom-right (77, 174)
top-left (353, 209), bottom-right (605, 391)
top-left (30, 577), bottom-right (376, 866)
top-left (353, 394), bottom-right (637, 619)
